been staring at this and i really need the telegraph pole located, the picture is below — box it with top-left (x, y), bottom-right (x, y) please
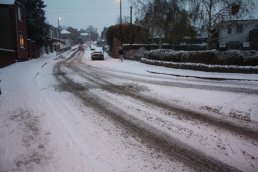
top-left (58, 17), bottom-right (61, 50)
top-left (120, 0), bottom-right (122, 24)
top-left (130, 6), bottom-right (132, 45)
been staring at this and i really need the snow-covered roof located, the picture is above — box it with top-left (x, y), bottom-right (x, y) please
top-left (81, 33), bottom-right (89, 36)
top-left (61, 30), bottom-right (71, 35)
top-left (0, 0), bottom-right (15, 5)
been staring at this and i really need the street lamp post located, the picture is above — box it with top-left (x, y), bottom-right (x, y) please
top-left (58, 17), bottom-right (61, 49)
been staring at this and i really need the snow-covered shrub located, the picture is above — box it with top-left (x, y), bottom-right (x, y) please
top-left (217, 50), bottom-right (258, 66)
top-left (142, 49), bottom-right (258, 73)
top-left (144, 49), bottom-right (258, 66)
top-left (141, 58), bottom-right (258, 73)
top-left (124, 47), bottom-right (146, 61)
top-left (144, 49), bottom-right (217, 64)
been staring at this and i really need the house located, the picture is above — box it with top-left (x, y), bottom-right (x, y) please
top-left (0, 0), bottom-right (29, 67)
top-left (80, 32), bottom-right (90, 42)
top-left (217, 19), bottom-right (258, 49)
top-left (60, 29), bottom-right (72, 49)
top-left (48, 25), bottom-right (61, 51)
top-left (66, 27), bottom-right (80, 45)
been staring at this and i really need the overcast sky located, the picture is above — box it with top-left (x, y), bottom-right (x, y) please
top-left (44, 0), bottom-right (258, 34)
top-left (44, 0), bottom-right (131, 33)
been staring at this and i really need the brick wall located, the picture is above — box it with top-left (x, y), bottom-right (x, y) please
top-left (0, 49), bottom-right (16, 68)
top-left (112, 37), bottom-right (121, 59)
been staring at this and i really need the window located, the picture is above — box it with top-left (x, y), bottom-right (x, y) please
top-left (19, 34), bottom-right (25, 48)
top-left (17, 7), bottom-right (22, 21)
top-left (227, 25), bottom-right (232, 34)
top-left (237, 24), bottom-right (243, 33)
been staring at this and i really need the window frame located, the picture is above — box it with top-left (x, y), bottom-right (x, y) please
top-left (19, 33), bottom-right (25, 48)
top-left (227, 25), bottom-right (232, 34)
top-left (237, 24), bottom-right (243, 33)
top-left (17, 6), bottom-right (23, 22)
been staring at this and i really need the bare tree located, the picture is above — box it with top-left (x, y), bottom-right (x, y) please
top-left (86, 25), bottom-right (97, 33)
top-left (130, 0), bottom-right (194, 47)
top-left (116, 15), bottom-right (131, 24)
top-left (130, 0), bottom-right (162, 45)
top-left (163, 0), bottom-right (195, 47)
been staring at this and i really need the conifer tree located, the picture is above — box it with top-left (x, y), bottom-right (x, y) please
top-left (25, 0), bottom-right (49, 48)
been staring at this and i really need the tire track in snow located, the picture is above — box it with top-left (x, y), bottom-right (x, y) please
top-left (53, 51), bottom-right (242, 172)
top-left (83, 64), bottom-right (258, 95)
top-left (72, 62), bottom-right (258, 141)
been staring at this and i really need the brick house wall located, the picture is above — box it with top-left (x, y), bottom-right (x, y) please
top-left (0, 4), bottom-right (16, 66)
top-left (0, 0), bottom-right (28, 67)
top-left (111, 37), bottom-right (122, 59)
top-left (14, 0), bottom-right (28, 60)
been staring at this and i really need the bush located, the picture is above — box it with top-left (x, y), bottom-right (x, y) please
top-left (141, 58), bottom-right (258, 73)
top-left (144, 49), bottom-right (258, 66)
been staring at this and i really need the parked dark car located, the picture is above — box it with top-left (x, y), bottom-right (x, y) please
top-left (91, 51), bottom-right (104, 60)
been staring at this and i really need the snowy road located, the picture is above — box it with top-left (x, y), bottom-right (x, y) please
top-left (0, 47), bottom-right (258, 172)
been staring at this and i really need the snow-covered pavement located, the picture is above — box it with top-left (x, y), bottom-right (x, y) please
top-left (0, 47), bottom-right (258, 172)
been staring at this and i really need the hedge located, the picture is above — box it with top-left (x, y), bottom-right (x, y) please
top-left (144, 49), bottom-right (258, 66)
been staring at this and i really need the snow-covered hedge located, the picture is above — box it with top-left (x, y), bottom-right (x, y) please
top-left (144, 49), bottom-right (258, 66)
top-left (142, 49), bottom-right (258, 73)
top-left (141, 58), bottom-right (258, 73)
top-left (124, 47), bottom-right (146, 61)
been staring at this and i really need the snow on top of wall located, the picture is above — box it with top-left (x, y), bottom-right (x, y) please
top-left (0, 48), bottom-right (15, 52)
top-left (0, 0), bottom-right (15, 5)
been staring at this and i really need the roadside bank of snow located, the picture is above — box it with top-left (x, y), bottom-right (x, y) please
top-left (84, 48), bottom-right (258, 81)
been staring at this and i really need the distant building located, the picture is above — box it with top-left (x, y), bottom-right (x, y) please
top-left (48, 25), bottom-right (61, 51)
top-left (217, 19), bottom-right (258, 49)
top-left (60, 29), bottom-right (72, 49)
top-left (80, 32), bottom-right (90, 42)
top-left (0, 0), bottom-right (29, 67)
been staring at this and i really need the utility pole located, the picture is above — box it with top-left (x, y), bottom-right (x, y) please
top-left (130, 6), bottom-right (132, 45)
top-left (120, 0), bottom-right (122, 24)
top-left (130, 6), bottom-right (132, 25)
top-left (58, 17), bottom-right (61, 50)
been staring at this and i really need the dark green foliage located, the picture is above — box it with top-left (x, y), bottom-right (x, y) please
top-left (249, 28), bottom-right (258, 42)
top-left (131, 0), bottom-right (196, 45)
top-left (249, 28), bottom-right (258, 50)
top-left (106, 24), bottom-right (145, 52)
top-left (26, 0), bottom-right (49, 47)
top-left (218, 51), bottom-right (258, 66)
top-left (141, 58), bottom-right (258, 73)
top-left (144, 50), bottom-right (218, 64)
top-left (231, 4), bottom-right (240, 15)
